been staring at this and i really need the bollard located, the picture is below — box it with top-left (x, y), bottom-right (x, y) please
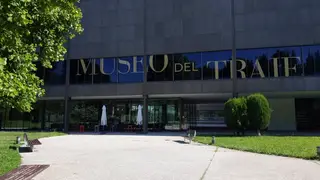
top-left (212, 136), bottom-right (216, 144)
top-left (317, 146), bottom-right (320, 156)
top-left (16, 136), bottom-right (21, 144)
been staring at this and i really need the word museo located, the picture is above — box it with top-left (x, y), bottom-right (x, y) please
top-left (77, 55), bottom-right (300, 79)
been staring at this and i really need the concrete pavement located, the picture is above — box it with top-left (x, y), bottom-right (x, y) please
top-left (21, 134), bottom-right (320, 180)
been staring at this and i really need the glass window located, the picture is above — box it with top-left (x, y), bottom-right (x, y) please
top-left (2, 103), bottom-right (44, 131)
top-left (34, 61), bottom-right (45, 80)
top-left (266, 47), bottom-right (303, 78)
top-left (173, 53), bottom-right (202, 81)
top-left (236, 49), bottom-right (269, 79)
top-left (44, 61), bottom-right (66, 85)
top-left (70, 100), bottom-right (100, 131)
top-left (70, 59), bottom-right (93, 84)
top-left (147, 54), bottom-right (173, 81)
top-left (44, 101), bottom-right (64, 131)
top-left (276, 47), bottom-right (302, 77)
top-left (202, 51), bottom-right (232, 80)
top-left (184, 103), bottom-right (226, 129)
top-left (8, 109), bottom-right (24, 130)
top-left (302, 46), bottom-right (320, 76)
top-left (93, 58), bottom-right (117, 84)
top-left (118, 56), bottom-right (144, 83)
top-left (267, 48), bottom-right (281, 78)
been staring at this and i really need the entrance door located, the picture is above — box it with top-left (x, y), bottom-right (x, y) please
top-left (148, 103), bottom-right (163, 131)
top-left (147, 100), bottom-right (181, 131)
top-left (296, 98), bottom-right (320, 131)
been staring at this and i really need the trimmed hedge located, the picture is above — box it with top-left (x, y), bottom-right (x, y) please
top-left (224, 97), bottom-right (248, 132)
top-left (224, 93), bottom-right (271, 135)
top-left (247, 93), bottom-right (271, 133)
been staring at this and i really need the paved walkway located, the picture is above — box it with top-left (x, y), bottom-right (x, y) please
top-left (21, 134), bottom-right (320, 180)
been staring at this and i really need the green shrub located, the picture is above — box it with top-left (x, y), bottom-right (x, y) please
top-left (224, 97), bottom-right (248, 133)
top-left (246, 93), bottom-right (271, 135)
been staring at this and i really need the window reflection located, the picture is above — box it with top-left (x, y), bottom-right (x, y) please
top-left (236, 49), bottom-right (269, 78)
top-left (34, 61), bottom-right (45, 80)
top-left (44, 101), bottom-right (64, 131)
top-left (44, 61), bottom-right (66, 85)
top-left (1, 102), bottom-right (43, 130)
top-left (118, 56), bottom-right (144, 83)
top-left (174, 53), bottom-right (202, 80)
top-left (147, 54), bottom-right (174, 81)
top-left (202, 51), bottom-right (231, 80)
top-left (277, 47), bottom-right (302, 77)
top-left (302, 46), bottom-right (320, 76)
top-left (70, 59), bottom-right (93, 84)
top-left (93, 58), bottom-right (117, 83)
top-left (267, 48), bottom-right (281, 78)
top-left (70, 101), bottom-right (100, 131)
top-left (64, 45), bottom-right (320, 84)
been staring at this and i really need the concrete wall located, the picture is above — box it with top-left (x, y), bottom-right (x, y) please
top-left (268, 98), bottom-right (296, 131)
top-left (44, 76), bottom-right (320, 99)
top-left (69, 0), bottom-right (320, 59)
top-left (234, 0), bottom-right (320, 49)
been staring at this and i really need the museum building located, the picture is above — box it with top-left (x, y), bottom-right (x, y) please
top-left (1, 0), bottom-right (320, 132)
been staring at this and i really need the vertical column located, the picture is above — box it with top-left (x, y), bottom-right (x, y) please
top-left (142, 0), bottom-right (148, 134)
top-left (64, 40), bottom-right (71, 133)
top-left (231, 0), bottom-right (238, 98)
top-left (162, 104), bottom-right (167, 126)
top-left (143, 95), bottom-right (148, 133)
top-left (179, 98), bottom-right (184, 130)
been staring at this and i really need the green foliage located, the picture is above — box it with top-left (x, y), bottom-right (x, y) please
top-left (247, 93), bottom-right (271, 131)
top-left (224, 93), bottom-right (272, 135)
top-left (224, 97), bottom-right (248, 131)
top-left (0, 0), bottom-right (83, 112)
top-left (70, 102), bottom-right (98, 122)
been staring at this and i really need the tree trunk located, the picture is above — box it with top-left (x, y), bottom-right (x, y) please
top-left (257, 129), bottom-right (261, 136)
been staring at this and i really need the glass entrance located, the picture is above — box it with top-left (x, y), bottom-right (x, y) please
top-left (148, 100), bottom-right (181, 131)
top-left (183, 102), bottom-right (226, 131)
top-left (148, 102), bottom-right (163, 131)
top-left (68, 99), bottom-right (182, 132)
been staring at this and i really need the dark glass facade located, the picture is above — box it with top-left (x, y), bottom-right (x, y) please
top-left (62, 45), bottom-right (320, 85)
top-left (2, 45), bottom-right (320, 132)
top-left (295, 98), bottom-right (320, 131)
top-left (0, 101), bottom-right (64, 131)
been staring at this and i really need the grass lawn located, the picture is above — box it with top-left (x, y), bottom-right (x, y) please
top-left (194, 136), bottom-right (320, 160)
top-left (0, 132), bottom-right (65, 176)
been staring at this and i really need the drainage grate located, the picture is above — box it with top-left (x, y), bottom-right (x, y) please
top-left (0, 165), bottom-right (49, 180)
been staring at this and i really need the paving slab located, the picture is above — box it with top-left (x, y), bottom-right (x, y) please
top-left (21, 134), bottom-right (320, 180)
top-left (204, 148), bottom-right (320, 180)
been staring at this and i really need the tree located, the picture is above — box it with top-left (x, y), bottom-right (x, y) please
top-left (247, 93), bottom-right (271, 136)
top-left (0, 0), bottom-right (82, 112)
top-left (224, 97), bottom-right (248, 135)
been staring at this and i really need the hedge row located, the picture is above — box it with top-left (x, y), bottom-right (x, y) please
top-left (224, 93), bottom-right (272, 135)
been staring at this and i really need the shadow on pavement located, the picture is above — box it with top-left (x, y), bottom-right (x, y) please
top-left (172, 140), bottom-right (188, 144)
